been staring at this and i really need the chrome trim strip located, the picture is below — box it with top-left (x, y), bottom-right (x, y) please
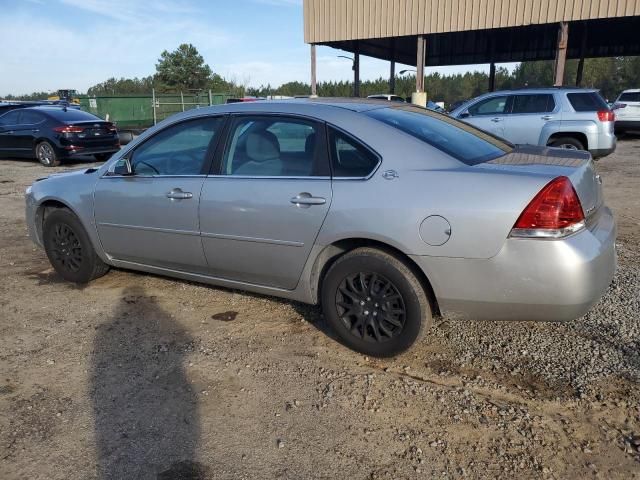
top-left (102, 174), bottom-right (207, 179)
top-left (201, 231), bottom-right (304, 247)
top-left (97, 222), bottom-right (200, 236)
top-left (205, 175), bottom-right (330, 180)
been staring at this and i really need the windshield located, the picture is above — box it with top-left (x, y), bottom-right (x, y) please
top-left (365, 106), bottom-right (513, 166)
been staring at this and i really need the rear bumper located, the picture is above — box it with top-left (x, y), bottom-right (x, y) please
top-left (411, 206), bottom-right (617, 321)
top-left (590, 145), bottom-right (616, 158)
top-left (615, 120), bottom-right (640, 131)
top-left (62, 145), bottom-right (120, 157)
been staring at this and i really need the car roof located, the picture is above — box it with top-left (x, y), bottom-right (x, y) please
top-left (620, 89), bottom-right (640, 93)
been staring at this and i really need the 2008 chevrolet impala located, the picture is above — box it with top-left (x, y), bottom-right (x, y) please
top-left (25, 99), bottom-right (616, 357)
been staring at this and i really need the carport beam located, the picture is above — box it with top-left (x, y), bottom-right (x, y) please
top-left (310, 44), bottom-right (317, 96)
top-left (389, 39), bottom-right (396, 94)
top-left (416, 35), bottom-right (426, 92)
top-left (354, 41), bottom-right (360, 97)
top-left (576, 23), bottom-right (588, 86)
top-left (553, 22), bottom-right (569, 86)
top-left (489, 62), bottom-right (496, 92)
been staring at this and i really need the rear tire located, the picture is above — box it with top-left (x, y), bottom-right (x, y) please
top-left (35, 141), bottom-right (61, 167)
top-left (548, 136), bottom-right (585, 151)
top-left (43, 208), bottom-right (109, 283)
top-left (320, 247), bottom-right (432, 357)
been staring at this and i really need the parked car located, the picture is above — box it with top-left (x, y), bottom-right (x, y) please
top-left (613, 89), bottom-right (640, 133)
top-left (426, 100), bottom-right (447, 114)
top-left (25, 100), bottom-right (616, 357)
top-left (450, 88), bottom-right (616, 158)
top-left (0, 106), bottom-right (120, 166)
top-left (367, 94), bottom-right (406, 102)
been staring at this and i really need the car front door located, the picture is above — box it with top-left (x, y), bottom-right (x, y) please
top-left (503, 94), bottom-right (557, 145)
top-left (12, 110), bottom-right (46, 151)
top-left (199, 115), bottom-right (332, 289)
top-left (94, 115), bottom-right (224, 272)
top-left (0, 110), bottom-right (24, 154)
top-left (459, 95), bottom-right (510, 139)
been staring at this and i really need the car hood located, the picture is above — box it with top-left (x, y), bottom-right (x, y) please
top-left (35, 167), bottom-right (99, 183)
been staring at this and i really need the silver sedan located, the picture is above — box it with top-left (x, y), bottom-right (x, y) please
top-left (25, 99), bottom-right (616, 357)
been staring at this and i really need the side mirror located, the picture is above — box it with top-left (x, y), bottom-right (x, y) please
top-left (112, 157), bottom-right (133, 176)
top-left (459, 112), bottom-right (470, 119)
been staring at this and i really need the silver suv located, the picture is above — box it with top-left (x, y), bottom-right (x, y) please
top-left (450, 88), bottom-right (616, 158)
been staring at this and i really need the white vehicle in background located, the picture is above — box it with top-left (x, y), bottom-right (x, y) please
top-left (367, 94), bottom-right (406, 102)
top-left (613, 89), bottom-right (640, 133)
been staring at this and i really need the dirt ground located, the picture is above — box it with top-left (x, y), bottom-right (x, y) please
top-left (1, 138), bottom-right (639, 480)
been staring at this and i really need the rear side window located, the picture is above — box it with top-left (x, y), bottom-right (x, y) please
top-left (511, 94), bottom-right (555, 114)
top-left (619, 92), bottom-right (640, 102)
top-left (222, 116), bottom-right (325, 177)
top-left (19, 111), bottom-right (45, 124)
top-left (328, 128), bottom-right (379, 177)
top-left (366, 107), bottom-right (512, 166)
top-left (567, 92), bottom-right (609, 112)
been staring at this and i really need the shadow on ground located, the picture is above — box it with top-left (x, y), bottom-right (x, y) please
top-left (90, 285), bottom-right (209, 479)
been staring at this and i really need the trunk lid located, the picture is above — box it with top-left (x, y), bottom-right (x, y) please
top-left (478, 144), bottom-right (603, 220)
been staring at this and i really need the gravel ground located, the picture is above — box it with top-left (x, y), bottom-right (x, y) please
top-left (0, 138), bottom-right (639, 479)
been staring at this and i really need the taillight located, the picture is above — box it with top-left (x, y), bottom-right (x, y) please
top-left (597, 110), bottom-right (615, 122)
top-left (511, 176), bottom-right (585, 238)
top-left (53, 125), bottom-right (84, 134)
top-left (107, 122), bottom-right (117, 132)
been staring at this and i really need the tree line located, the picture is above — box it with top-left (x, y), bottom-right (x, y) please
top-left (4, 44), bottom-right (639, 108)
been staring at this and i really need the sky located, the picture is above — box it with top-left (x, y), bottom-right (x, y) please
top-left (0, 0), bottom-right (508, 96)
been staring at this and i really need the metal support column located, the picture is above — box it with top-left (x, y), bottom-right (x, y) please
top-left (389, 39), bottom-right (396, 94)
top-left (489, 62), bottom-right (496, 92)
top-left (353, 41), bottom-right (360, 97)
top-left (416, 35), bottom-right (425, 92)
top-left (576, 23), bottom-right (588, 86)
top-left (310, 44), bottom-right (317, 96)
top-left (553, 22), bottom-right (569, 86)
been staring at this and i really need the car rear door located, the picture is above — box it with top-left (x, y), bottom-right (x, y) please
top-left (199, 114), bottom-right (332, 289)
top-left (94, 115), bottom-right (224, 272)
top-left (615, 91), bottom-right (640, 122)
top-left (459, 95), bottom-right (510, 139)
top-left (503, 93), bottom-right (556, 145)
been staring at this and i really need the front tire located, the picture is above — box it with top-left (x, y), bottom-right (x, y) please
top-left (35, 141), bottom-right (61, 167)
top-left (43, 209), bottom-right (109, 283)
top-left (321, 247), bottom-right (432, 357)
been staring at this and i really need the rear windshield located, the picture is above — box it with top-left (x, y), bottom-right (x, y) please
top-left (567, 92), bottom-right (609, 112)
top-left (618, 92), bottom-right (640, 102)
top-left (40, 108), bottom-right (101, 122)
top-left (365, 106), bottom-right (512, 166)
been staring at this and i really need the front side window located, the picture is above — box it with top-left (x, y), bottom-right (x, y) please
top-left (328, 128), bottom-right (379, 177)
top-left (619, 92), bottom-right (640, 102)
top-left (511, 94), bottom-right (555, 114)
top-left (222, 116), bottom-right (324, 176)
top-left (468, 96), bottom-right (509, 116)
top-left (131, 116), bottom-right (221, 176)
top-left (0, 110), bottom-right (21, 125)
top-left (366, 106), bottom-right (512, 166)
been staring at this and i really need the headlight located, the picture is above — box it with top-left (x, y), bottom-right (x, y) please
top-left (25, 185), bottom-right (32, 195)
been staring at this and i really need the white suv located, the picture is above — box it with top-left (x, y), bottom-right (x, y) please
top-left (613, 89), bottom-right (640, 133)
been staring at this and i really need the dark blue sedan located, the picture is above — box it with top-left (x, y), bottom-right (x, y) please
top-left (0, 106), bottom-right (120, 166)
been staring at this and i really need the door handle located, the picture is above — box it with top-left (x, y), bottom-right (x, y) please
top-left (541, 115), bottom-right (553, 120)
top-left (290, 192), bottom-right (326, 207)
top-left (166, 188), bottom-right (193, 200)
top-left (490, 117), bottom-right (502, 123)
top-left (31, 129), bottom-right (40, 133)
